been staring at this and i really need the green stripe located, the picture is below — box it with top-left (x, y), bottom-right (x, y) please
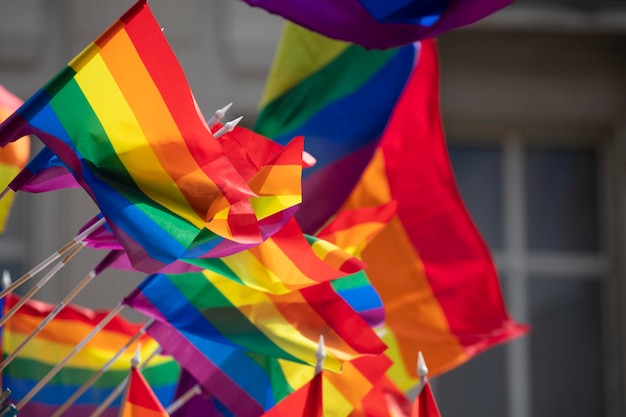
top-left (168, 273), bottom-right (303, 364)
top-left (331, 270), bottom-right (370, 291)
top-left (255, 45), bottom-right (397, 139)
top-left (4, 356), bottom-right (179, 387)
top-left (246, 352), bottom-right (294, 403)
top-left (49, 79), bottom-right (199, 246)
top-left (182, 258), bottom-right (245, 286)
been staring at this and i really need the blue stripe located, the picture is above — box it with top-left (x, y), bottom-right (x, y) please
top-left (273, 45), bottom-right (416, 179)
top-left (336, 285), bottom-right (384, 313)
top-left (28, 103), bottom-right (189, 264)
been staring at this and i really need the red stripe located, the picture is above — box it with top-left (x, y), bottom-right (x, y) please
top-left (299, 282), bottom-right (386, 354)
top-left (380, 39), bottom-right (517, 347)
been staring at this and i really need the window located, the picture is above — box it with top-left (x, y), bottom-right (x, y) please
top-left (434, 135), bottom-right (610, 417)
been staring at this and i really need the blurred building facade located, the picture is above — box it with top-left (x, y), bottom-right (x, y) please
top-left (0, 1), bottom-right (624, 416)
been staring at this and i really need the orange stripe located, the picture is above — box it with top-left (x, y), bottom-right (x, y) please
top-left (344, 150), bottom-right (465, 376)
top-left (267, 291), bottom-right (359, 362)
top-left (98, 28), bottom-right (220, 221)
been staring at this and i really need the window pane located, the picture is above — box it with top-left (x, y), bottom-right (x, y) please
top-left (434, 343), bottom-right (508, 417)
top-left (526, 148), bottom-right (599, 252)
top-left (529, 277), bottom-right (605, 417)
top-left (448, 145), bottom-right (503, 250)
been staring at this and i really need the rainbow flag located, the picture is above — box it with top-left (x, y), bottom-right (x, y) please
top-left (360, 376), bottom-right (412, 417)
top-left (125, 271), bottom-right (385, 373)
top-left (241, 0), bottom-right (512, 49)
top-left (0, 85), bottom-right (30, 233)
top-left (256, 24), bottom-right (415, 233)
top-left (0, 0), bottom-right (301, 273)
top-left (120, 367), bottom-right (169, 417)
top-left (256, 25), bottom-right (528, 388)
top-left (1, 294), bottom-right (180, 417)
top-left (148, 322), bottom-right (390, 417)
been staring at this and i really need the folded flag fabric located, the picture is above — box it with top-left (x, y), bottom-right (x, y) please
top-left (125, 269), bottom-right (385, 373)
top-left (256, 22), bottom-right (527, 388)
top-left (1, 294), bottom-right (179, 417)
top-left (0, 0), bottom-right (301, 273)
top-left (240, 0), bottom-right (513, 49)
top-left (0, 85), bottom-right (30, 233)
top-left (119, 367), bottom-right (169, 417)
top-left (343, 38), bottom-right (528, 386)
top-left (410, 380), bottom-right (441, 417)
top-left (261, 371), bottom-right (323, 417)
top-left (7, 146), bottom-right (78, 194)
top-left (255, 23), bottom-right (415, 233)
top-left (360, 376), bottom-right (412, 417)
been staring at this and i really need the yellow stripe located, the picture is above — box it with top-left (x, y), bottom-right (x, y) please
top-left (4, 331), bottom-right (166, 370)
top-left (204, 272), bottom-right (343, 372)
top-left (221, 247), bottom-right (292, 294)
top-left (259, 23), bottom-right (350, 108)
top-left (73, 52), bottom-right (204, 228)
top-left (323, 379), bottom-right (354, 417)
top-left (380, 327), bottom-right (420, 392)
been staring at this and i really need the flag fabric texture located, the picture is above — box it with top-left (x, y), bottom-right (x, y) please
top-left (410, 381), bottom-right (441, 417)
top-left (119, 367), bottom-right (169, 417)
top-left (256, 23), bottom-right (415, 233)
top-left (0, 85), bottom-right (30, 233)
top-left (0, 0), bottom-right (302, 273)
top-left (261, 371), bottom-right (323, 417)
top-left (1, 294), bottom-right (179, 417)
top-left (256, 25), bottom-right (527, 389)
top-left (125, 270), bottom-right (386, 373)
top-left (240, 0), bottom-right (513, 49)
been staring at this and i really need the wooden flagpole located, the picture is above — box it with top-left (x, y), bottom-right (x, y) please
top-left (0, 251), bottom-right (117, 373)
top-left (0, 216), bottom-right (106, 300)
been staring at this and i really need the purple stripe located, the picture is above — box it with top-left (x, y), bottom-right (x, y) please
top-left (18, 403), bottom-right (118, 417)
top-left (147, 321), bottom-right (265, 417)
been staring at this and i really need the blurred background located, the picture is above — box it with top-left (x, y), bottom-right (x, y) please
top-left (0, 0), bottom-right (625, 416)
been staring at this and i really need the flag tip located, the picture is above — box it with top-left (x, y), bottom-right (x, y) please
top-left (131, 344), bottom-right (141, 368)
top-left (417, 351), bottom-right (428, 378)
top-left (215, 102), bottom-right (233, 119)
top-left (2, 270), bottom-right (11, 290)
top-left (315, 334), bottom-right (326, 374)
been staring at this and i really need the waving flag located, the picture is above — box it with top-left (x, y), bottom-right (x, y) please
top-left (256, 24), bottom-right (414, 232)
top-left (256, 24), bottom-right (527, 388)
top-left (0, 85), bottom-right (30, 233)
top-left (241, 0), bottom-right (512, 49)
top-left (1, 294), bottom-right (179, 417)
top-left (125, 270), bottom-right (385, 373)
top-left (0, 0), bottom-right (301, 273)
top-left (120, 367), bottom-right (169, 417)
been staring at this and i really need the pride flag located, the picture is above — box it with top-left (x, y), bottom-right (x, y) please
top-left (1, 294), bottom-right (179, 417)
top-left (119, 367), bottom-right (169, 417)
top-left (0, 85), bottom-right (30, 233)
top-left (241, 0), bottom-right (512, 49)
top-left (256, 24), bottom-right (527, 388)
top-left (125, 271), bottom-right (386, 373)
top-left (0, 0), bottom-right (301, 272)
top-left (256, 24), bottom-right (415, 232)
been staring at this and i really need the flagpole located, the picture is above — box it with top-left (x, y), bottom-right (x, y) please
top-left (0, 243), bottom-right (84, 328)
top-left (0, 187), bottom-right (8, 203)
top-left (0, 216), bottom-right (106, 299)
top-left (165, 384), bottom-right (202, 415)
top-left (16, 303), bottom-right (127, 409)
top-left (315, 334), bottom-right (326, 375)
top-left (50, 319), bottom-right (155, 417)
top-left (0, 251), bottom-right (116, 373)
top-left (88, 345), bottom-right (162, 417)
